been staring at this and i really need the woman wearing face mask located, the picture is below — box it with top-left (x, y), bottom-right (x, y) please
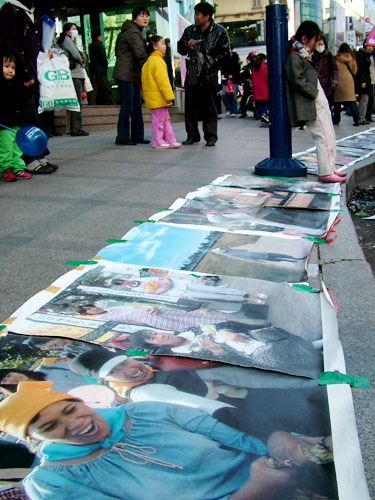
top-left (58, 23), bottom-right (89, 137)
top-left (311, 34), bottom-right (338, 111)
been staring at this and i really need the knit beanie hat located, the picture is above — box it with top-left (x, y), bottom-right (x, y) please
top-left (0, 381), bottom-right (80, 440)
top-left (70, 349), bottom-right (128, 379)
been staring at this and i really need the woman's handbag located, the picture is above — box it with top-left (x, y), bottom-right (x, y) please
top-left (225, 79), bottom-right (235, 94)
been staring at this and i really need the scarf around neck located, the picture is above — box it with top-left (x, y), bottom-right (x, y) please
top-left (292, 40), bottom-right (312, 60)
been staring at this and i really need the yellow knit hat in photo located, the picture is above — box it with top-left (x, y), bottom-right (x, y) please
top-left (0, 381), bottom-right (80, 440)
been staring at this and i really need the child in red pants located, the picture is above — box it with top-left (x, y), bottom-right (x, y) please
top-left (0, 53), bottom-right (32, 182)
top-left (141, 35), bottom-right (180, 149)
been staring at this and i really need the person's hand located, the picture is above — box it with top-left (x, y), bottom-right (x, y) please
top-left (361, 82), bottom-right (367, 88)
top-left (229, 457), bottom-right (296, 500)
top-left (217, 329), bottom-right (238, 342)
top-left (48, 49), bottom-right (54, 59)
top-left (331, 82), bottom-right (338, 87)
top-left (267, 431), bottom-right (326, 467)
top-left (144, 306), bottom-right (158, 315)
top-left (228, 75), bottom-right (233, 79)
top-left (24, 78), bottom-right (35, 87)
top-left (198, 338), bottom-right (224, 354)
top-left (187, 39), bottom-right (199, 50)
top-left (167, 100), bottom-right (173, 104)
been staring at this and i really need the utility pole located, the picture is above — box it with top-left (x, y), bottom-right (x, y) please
top-left (328, 0), bottom-right (336, 53)
top-left (254, 0), bottom-right (306, 177)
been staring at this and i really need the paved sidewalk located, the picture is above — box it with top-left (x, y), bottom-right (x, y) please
top-left (0, 112), bottom-right (374, 497)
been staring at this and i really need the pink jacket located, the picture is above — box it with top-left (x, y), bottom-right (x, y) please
top-left (251, 61), bottom-right (268, 101)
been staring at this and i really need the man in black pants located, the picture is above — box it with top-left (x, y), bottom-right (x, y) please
top-left (177, 2), bottom-right (230, 146)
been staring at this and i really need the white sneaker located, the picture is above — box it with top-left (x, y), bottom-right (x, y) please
top-left (226, 111), bottom-right (231, 116)
top-left (230, 113), bottom-right (237, 117)
top-left (169, 142), bottom-right (181, 148)
top-left (153, 143), bottom-right (170, 149)
top-left (260, 114), bottom-right (269, 124)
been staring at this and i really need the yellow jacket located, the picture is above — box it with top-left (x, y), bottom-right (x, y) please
top-left (141, 50), bottom-right (175, 109)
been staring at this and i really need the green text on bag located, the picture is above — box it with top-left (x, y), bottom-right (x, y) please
top-left (44, 69), bottom-right (71, 82)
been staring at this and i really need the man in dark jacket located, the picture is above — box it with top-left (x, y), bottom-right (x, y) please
top-left (355, 40), bottom-right (374, 124)
top-left (113, 6), bottom-right (150, 145)
top-left (178, 2), bottom-right (230, 146)
top-left (88, 30), bottom-right (115, 105)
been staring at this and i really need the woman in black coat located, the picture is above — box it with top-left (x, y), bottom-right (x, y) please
top-left (355, 40), bottom-right (374, 123)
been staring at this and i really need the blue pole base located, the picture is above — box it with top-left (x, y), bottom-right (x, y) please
top-left (254, 157), bottom-right (307, 177)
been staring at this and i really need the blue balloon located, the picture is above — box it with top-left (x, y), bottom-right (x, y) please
top-left (16, 126), bottom-right (48, 157)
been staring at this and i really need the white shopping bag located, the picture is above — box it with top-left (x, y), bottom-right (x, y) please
top-left (83, 69), bottom-right (93, 93)
top-left (37, 51), bottom-right (80, 113)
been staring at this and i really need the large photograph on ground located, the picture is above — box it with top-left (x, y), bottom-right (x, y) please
top-left (0, 333), bottom-right (338, 499)
top-left (152, 198), bottom-right (339, 237)
top-left (97, 224), bottom-right (314, 283)
top-left (186, 185), bottom-right (339, 211)
top-left (210, 175), bottom-right (342, 194)
top-left (8, 261), bottom-right (325, 378)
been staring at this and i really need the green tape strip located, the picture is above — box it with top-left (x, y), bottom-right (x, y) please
top-left (327, 193), bottom-right (344, 197)
top-left (105, 239), bottom-right (128, 244)
top-left (0, 325), bottom-right (6, 331)
top-left (190, 274), bottom-right (201, 278)
top-left (64, 260), bottom-right (98, 266)
top-left (302, 236), bottom-right (327, 244)
top-left (133, 220), bottom-right (156, 224)
top-left (292, 284), bottom-right (321, 293)
top-left (126, 349), bottom-right (147, 357)
top-left (155, 208), bottom-right (173, 212)
top-left (319, 371), bottom-right (369, 388)
top-left (331, 209), bottom-right (345, 213)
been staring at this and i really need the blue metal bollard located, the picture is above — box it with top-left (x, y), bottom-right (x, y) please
top-left (254, 0), bottom-right (307, 177)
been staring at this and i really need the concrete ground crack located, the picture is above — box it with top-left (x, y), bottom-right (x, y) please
top-left (320, 257), bottom-right (365, 264)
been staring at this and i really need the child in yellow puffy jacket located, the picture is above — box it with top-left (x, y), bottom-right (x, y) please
top-left (142, 35), bottom-right (181, 149)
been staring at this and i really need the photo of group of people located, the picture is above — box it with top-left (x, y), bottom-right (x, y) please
top-left (0, 332), bottom-right (338, 499)
top-left (153, 198), bottom-right (338, 237)
top-left (8, 262), bottom-right (325, 378)
top-left (97, 224), bottom-right (314, 283)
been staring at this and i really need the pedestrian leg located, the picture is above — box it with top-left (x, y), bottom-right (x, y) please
top-left (306, 87), bottom-right (336, 176)
top-left (116, 80), bottom-right (134, 142)
top-left (131, 83), bottom-right (145, 142)
top-left (152, 108), bottom-right (166, 147)
top-left (162, 108), bottom-right (177, 144)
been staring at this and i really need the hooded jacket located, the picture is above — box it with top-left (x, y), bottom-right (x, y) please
top-left (0, 0), bottom-right (42, 83)
top-left (251, 60), bottom-right (268, 101)
top-left (113, 20), bottom-right (148, 83)
top-left (333, 53), bottom-right (357, 103)
top-left (141, 50), bottom-right (175, 109)
top-left (284, 50), bottom-right (318, 127)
